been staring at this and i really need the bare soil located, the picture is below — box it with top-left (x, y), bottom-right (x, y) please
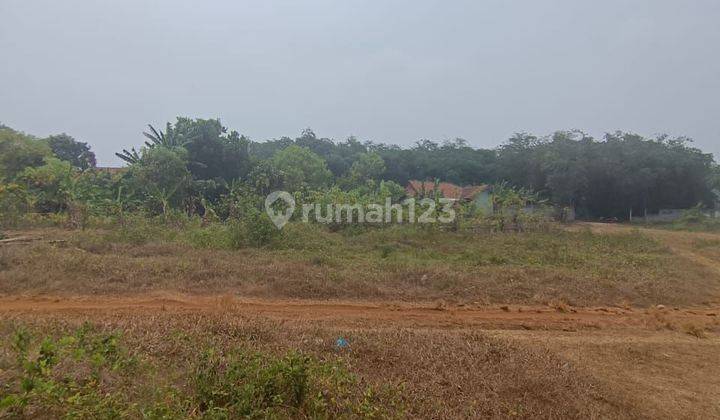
top-left (2, 223), bottom-right (720, 418)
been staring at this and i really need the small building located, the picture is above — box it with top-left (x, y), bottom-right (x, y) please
top-left (405, 180), bottom-right (493, 215)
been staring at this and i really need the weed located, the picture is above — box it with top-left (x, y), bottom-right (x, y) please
top-left (0, 323), bottom-right (404, 419)
top-left (193, 348), bottom-right (404, 418)
top-left (0, 324), bottom-right (137, 418)
top-left (683, 324), bottom-right (707, 339)
top-left (378, 244), bottom-right (396, 259)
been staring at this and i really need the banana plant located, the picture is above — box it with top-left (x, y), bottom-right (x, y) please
top-left (115, 148), bottom-right (141, 165)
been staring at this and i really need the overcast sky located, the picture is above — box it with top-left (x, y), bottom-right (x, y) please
top-left (1, 0), bottom-right (719, 165)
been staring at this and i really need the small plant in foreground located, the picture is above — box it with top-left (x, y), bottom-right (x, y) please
top-left (0, 324), bottom-right (404, 419)
top-left (193, 349), bottom-right (405, 418)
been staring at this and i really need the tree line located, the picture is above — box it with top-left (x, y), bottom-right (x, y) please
top-left (1, 118), bottom-right (718, 223)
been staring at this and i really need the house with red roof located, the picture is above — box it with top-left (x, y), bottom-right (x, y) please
top-left (405, 180), bottom-right (493, 215)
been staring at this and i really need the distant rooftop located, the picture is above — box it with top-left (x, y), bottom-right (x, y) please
top-left (405, 180), bottom-right (489, 200)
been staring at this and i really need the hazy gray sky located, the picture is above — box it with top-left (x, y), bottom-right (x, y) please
top-left (1, 0), bottom-right (719, 165)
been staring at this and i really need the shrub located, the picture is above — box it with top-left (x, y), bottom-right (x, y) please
top-left (667, 207), bottom-right (720, 232)
top-left (0, 324), bottom-right (136, 418)
top-left (0, 183), bottom-right (32, 228)
top-left (184, 224), bottom-right (233, 250)
top-left (193, 349), bottom-right (403, 418)
top-left (275, 222), bottom-right (339, 251)
top-left (0, 324), bottom-right (404, 419)
top-left (243, 210), bottom-right (280, 248)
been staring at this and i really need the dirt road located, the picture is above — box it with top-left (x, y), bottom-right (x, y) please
top-left (2, 224), bottom-right (720, 418)
top-left (2, 222), bottom-right (720, 331)
top-left (1, 293), bottom-right (717, 333)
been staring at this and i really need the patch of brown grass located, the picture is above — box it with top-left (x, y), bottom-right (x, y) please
top-left (1, 226), bottom-right (718, 307)
top-left (683, 323), bottom-right (708, 339)
top-left (0, 312), bottom-right (633, 419)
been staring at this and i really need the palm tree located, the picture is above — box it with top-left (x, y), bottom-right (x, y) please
top-left (115, 148), bottom-right (141, 165)
top-left (116, 123), bottom-right (192, 165)
top-left (143, 123), bottom-right (193, 148)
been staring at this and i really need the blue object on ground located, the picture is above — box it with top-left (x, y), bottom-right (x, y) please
top-left (335, 337), bottom-right (350, 349)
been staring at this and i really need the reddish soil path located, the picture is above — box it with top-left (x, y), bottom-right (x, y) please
top-left (1, 294), bottom-right (717, 331)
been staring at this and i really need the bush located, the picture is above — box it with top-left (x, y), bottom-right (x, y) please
top-left (0, 324), bottom-right (137, 418)
top-left (0, 324), bottom-right (404, 419)
top-left (184, 223), bottom-right (233, 250)
top-left (275, 222), bottom-right (339, 251)
top-left (665, 207), bottom-right (720, 232)
top-left (240, 210), bottom-right (280, 248)
top-left (193, 349), bottom-right (403, 418)
top-left (0, 183), bottom-right (30, 228)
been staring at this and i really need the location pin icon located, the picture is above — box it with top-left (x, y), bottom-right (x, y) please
top-left (265, 191), bottom-right (295, 229)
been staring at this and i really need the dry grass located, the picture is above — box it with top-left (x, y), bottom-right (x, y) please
top-left (2, 223), bottom-right (719, 418)
top-left (504, 329), bottom-right (720, 419)
top-left (0, 225), bottom-right (717, 307)
top-left (0, 312), bottom-right (640, 419)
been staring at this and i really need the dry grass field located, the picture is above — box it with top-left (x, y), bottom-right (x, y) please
top-left (1, 223), bottom-right (720, 418)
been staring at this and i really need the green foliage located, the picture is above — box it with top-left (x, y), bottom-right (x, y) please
top-left (18, 157), bottom-right (75, 213)
top-left (272, 145), bottom-right (332, 191)
top-left (0, 126), bottom-right (52, 182)
top-left (127, 146), bottom-right (191, 216)
top-left (0, 325), bottom-right (403, 419)
top-left (46, 133), bottom-right (96, 170)
top-left (4, 120), bottom-right (720, 226)
top-left (1, 324), bottom-right (136, 418)
top-left (242, 209), bottom-right (280, 247)
top-left (142, 122), bottom-right (192, 148)
top-left (346, 152), bottom-right (386, 186)
top-left (497, 131), bottom-right (717, 219)
top-left (115, 147), bottom-right (141, 165)
top-left (662, 206), bottom-right (720, 232)
top-left (174, 117), bottom-right (251, 182)
top-left (376, 137), bottom-right (497, 186)
top-left (0, 183), bottom-right (30, 226)
top-left (193, 349), bottom-right (402, 418)
top-left (17, 158), bottom-right (113, 226)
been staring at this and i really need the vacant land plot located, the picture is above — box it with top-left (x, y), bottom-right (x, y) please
top-left (1, 223), bottom-right (720, 418)
top-left (1, 224), bottom-right (718, 307)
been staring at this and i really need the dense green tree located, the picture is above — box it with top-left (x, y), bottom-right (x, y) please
top-left (374, 138), bottom-right (497, 186)
top-left (271, 145), bottom-right (331, 191)
top-left (127, 147), bottom-right (191, 217)
top-left (18, 157), bottom-right (75, 213)
top-left (496, 130), bottom-right (716, 219)
top-left (142, 123), bottom-right (193, 148)
top-left (0, 126), bottom-right (52, 181)
top-left (172, 118), bottom-right (250, 182)
top-left (46, 133), bottom-right (96, 170)
top-left (347, 152), bottom-right (386, 186)
top-left (249, 130), bottom-right (368, 177)
top-left (6, 119), bottom-right (717, 223)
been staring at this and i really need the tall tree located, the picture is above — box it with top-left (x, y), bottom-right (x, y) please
top-left (0, 126), bottom-right (52, 181)
top-left (127, 147), bottom-right (190, 217)
top-left (173, 117), bottom-right (250, 182)
top-left (271, 145), bottom-right (331, 191)
top-left (46, 133), bottom-right (97, 170)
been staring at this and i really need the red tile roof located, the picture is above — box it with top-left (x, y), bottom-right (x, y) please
top-left (405, 180), bottom-right (488, 200)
